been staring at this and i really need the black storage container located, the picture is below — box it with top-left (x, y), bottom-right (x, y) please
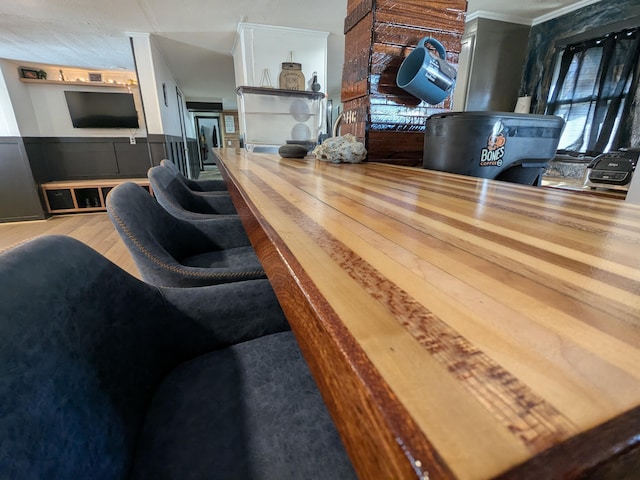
top-left (423, 112), bottom-right (565, 185)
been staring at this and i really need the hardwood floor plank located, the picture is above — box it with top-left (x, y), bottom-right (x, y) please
top-left (0, 213), bottom-right (140, 279)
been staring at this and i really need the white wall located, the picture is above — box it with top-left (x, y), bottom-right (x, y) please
top-left (0, 58), bottom-right (144, 138)
top-left (626, 170), bottom-right (640, 204)
top-left (132, 34), bottom-right (193, 138)
top-left (232, 23), bottom-right (330, 142)
top-left (26, 83), bottom-right (144, 137)
top-left (178, 89), bottom-right (196, 139)
top-left (1, 59), bottom-right (40, 136)
top-left (0, 61), bottom-right (20, 136)
top-left (131, 34), bottom-right (163, 135)
top-left (149, 37), bottom-right (185, 137)
top-left (233, 23), bottom-right (328, 92)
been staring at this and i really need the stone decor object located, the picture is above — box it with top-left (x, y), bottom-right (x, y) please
top-left (278, 144), bottom-right (308, 158)
top-left (312, 134), bottom-right (367, 164)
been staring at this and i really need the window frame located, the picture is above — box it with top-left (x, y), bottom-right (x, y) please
top-left (544, 23), bottom-right (640, 156)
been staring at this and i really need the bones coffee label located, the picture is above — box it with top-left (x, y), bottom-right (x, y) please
top-left (479, 121), bottom-right (506, 167)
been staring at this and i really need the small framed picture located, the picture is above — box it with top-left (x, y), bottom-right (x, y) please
top-left (20, 68), bottom-right (40, 79)
top-left (88, 72), bottom-right (103, 82)
top-left (224, 115), bottom-right (236, 134)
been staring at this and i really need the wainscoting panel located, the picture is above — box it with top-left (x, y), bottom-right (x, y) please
top-left (147, 134), bottom-right (200, 178)
top-left (47, 141), bottom-right (120, 178)
top-left (0, 137), bottom-right (46, 222)
top-left (23, 135), bottom-right (200, 185)
top-left (114, 141), bottom-right (154, 176)
top-left (24, 137), bottom-right (152, 182)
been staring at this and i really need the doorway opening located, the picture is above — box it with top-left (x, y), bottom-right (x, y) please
top-left (195, 116), bottom-right (222, 166)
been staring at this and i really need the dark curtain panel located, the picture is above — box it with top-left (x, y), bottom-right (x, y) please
top-left (546, 28), bottom-right (640, 155)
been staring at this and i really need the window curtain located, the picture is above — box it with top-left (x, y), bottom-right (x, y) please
top-left (546, 28), bottom-right (640, 155)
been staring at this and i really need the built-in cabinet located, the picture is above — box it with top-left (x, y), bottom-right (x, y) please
top-left (41, 178), bottom-right (152, 214)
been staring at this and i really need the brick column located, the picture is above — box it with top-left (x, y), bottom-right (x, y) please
top-left (341, 0), bottom-right (467, 164)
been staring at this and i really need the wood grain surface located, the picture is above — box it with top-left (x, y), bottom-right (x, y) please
top-left (0, 212), bottom-right (140, 278)
top-left (214, 148), bottom-right (640, 480)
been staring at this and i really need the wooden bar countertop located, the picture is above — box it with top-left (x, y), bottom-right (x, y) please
top-left (214, 148), bottom-right (640, 480)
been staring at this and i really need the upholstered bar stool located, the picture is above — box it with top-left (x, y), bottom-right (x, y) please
top-left (0, 235), bottom-right (356, 479)
top-left (148, 165), bottom-right (236, 220)
top-left (107, 182), bottom-right (264, 287)
top-left (160, 159), bottom-right (228, 192)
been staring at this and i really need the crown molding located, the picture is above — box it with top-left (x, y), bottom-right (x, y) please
top-left (465, 9), bottom-right (532, 25)
top-left (124, 32), bottom-right (150, 38)
top-left (532, 0), bottom-right (603, 25)
top-left (465, 0), bottom-right (604, 27)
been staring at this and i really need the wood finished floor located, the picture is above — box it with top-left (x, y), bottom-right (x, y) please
top-left (0, 166), bottom-right (222, 279)
top-left (0, 212), bottom-right (140, 279)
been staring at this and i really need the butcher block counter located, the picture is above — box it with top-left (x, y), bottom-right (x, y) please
top-left (213, 148), bottom-right (640, 480)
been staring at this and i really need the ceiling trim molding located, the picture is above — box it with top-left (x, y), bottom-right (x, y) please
top-left (532, 0), bottom-right (603, 26)
top-left (236, 22), bottom-right (329, 38)
top-left (124, 32), bottom-right (151, 39)
top-left (465, 10), bottom-right (532, 26)
top-left (466, 0), bottom-right (604, 27)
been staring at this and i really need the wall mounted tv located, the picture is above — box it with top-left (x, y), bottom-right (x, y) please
top-left (64, 91), bottom-right (139, 128)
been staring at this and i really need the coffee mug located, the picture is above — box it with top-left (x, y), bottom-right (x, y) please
top-left (396, 37), bottom-right (457, 105)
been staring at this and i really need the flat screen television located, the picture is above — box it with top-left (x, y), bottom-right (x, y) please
top-left (64, 91), bottom-right (139, 128)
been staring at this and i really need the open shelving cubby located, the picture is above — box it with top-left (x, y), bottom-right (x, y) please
top-left (41, 178), bottom-right (152, 214)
